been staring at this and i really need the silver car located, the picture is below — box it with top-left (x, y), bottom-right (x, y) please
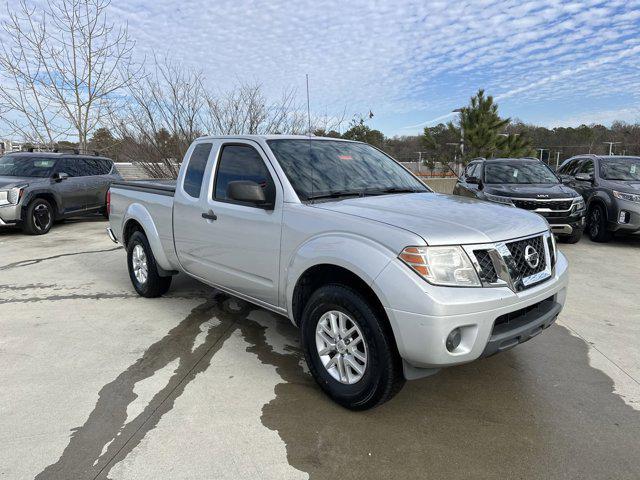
top-left (0, 151), bottom-right (121, 234)
top-left (108, 135), bottom-right (569, 410)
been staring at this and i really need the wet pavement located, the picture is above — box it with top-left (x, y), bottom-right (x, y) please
top-left (1, 219), bottom-right (639, 479)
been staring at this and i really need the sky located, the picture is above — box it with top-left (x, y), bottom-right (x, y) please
top-left (2, 0), bottom-right (640, 137)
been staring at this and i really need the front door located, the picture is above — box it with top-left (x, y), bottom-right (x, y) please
top-left (173, 140), bottom-right (282, 307)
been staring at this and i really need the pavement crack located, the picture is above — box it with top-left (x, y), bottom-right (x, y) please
top-left (0, 246), bottom-right (122, 271)
top-left (34, 295), bottom-right (241, 480)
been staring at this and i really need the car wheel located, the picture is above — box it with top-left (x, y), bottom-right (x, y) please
top-left (127, 231), bottom-right (172, 297)
top-left (300, 284), bottom-right (405, 410)
top-left (588, 205), bottom-right (611, 243)
top-left (558, 230), bottom-right (582, 244)
top-left (23, 198), bottom-right (54, 235)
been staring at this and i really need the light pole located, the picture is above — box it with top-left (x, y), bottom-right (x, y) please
top-left (536, 148), bottom-right (548, 162)
top-left (453, 108), bottom-right (464, 156)
top-left (603, 142), bottom-right (621, 156)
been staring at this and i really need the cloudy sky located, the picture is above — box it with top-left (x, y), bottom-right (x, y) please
top-left (4, 0), bottom-right (640, 136)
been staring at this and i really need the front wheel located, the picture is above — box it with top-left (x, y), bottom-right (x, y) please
top-left (588, 205), bottom-right (612, 242)
top-left (300, 284), bottom-right (405, 410)
top-left (23, 198), bottom-right (54, 235)
top-left (127, 231), bottom-right (172, 297)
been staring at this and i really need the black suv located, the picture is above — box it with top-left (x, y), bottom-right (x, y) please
top-left (0, 151), bottom-right (121, 235)
top-left (453, 157), bottom-right (586, 243)
top-left (557, 155), bottom-right (640, 242)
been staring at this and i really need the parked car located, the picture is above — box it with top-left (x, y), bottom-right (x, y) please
top-left (557, 154), bottom-right (640, 242)
top-left (453, 157), bottom-right (586, 243)
top-left (0, 151), bottom-right (121, 234)
top-left (107, 136), bottom-right (568, 410)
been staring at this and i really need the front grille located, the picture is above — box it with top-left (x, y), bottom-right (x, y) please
top-left (512, 199), bottom-right (573, 211)
top-left (474, 250), bottom-right (498, 283)
top-left (546, 236), bottom-right (556, 268)
top-left (506, 235), bottom-right (546, 279)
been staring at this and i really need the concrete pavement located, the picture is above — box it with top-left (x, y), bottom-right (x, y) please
top-left (1, 218), bottom-right (639, 479)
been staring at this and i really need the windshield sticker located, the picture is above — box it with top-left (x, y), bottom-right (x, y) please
top-left (34, 160), bottom-right (55, 168)
top-left (631, 165), bottom-right (637, 174)
top-left (513, 169), bottom-right (519, 178)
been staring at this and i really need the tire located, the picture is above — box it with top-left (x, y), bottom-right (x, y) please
top-left (22, 198), bottom-right (54, 235)
top-left (300, 284), bottom-right (405, 410)
top-left (558, 230), bottom-right (582, 244)
top-left (127, 231), bottom-right (172, 297)
top-left (588, 204), bottom-right (612, 243)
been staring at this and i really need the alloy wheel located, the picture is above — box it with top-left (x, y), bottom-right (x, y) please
top-left (315, 310), bottom-right (368, 385)
top-left (33, 204), bottom-right (52, 232)
top-left (132, 244), bottom-right (149, 284)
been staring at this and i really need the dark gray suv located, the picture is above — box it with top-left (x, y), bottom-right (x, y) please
top-left (558, 154), bottom-right (640, 242)
top-left (0, 151), bottom-right (121, 235)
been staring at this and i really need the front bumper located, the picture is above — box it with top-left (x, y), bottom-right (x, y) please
top-left (374, 251), bottom-right (569, 373)
top-left (0, 204), bottom-right (21, 225)
top-left (608, 199), bottom-right (640, 234)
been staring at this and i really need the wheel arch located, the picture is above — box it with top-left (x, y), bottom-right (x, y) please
top-left (121, 203), bottom-right (174, 272)
top-left (21, 191), bottom-right (61, 219)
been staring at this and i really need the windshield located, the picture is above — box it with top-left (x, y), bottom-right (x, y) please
top-left (484, 162), bottom-right (559, 184)
top-left (600, 157), bottom-right (640, 181)
top-left (267, 139), bottom-right (428, 200)
top-left (0, 155), bottom-right (56, 178)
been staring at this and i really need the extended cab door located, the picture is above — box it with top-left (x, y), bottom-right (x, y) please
top-left (173, 140), bottom-right (282, 307)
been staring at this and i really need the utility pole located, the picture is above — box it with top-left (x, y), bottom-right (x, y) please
top-left (452, 108), bottom-right (464, 156)
top-left (603, 142), bottom-right (621, 155)
top-left (555, 151), bottom-right (560, 170)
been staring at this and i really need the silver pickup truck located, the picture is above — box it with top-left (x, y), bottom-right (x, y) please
top-left (107, 135), bottom-right (569, 410)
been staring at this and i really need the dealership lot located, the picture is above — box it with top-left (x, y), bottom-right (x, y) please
top-left (1, 219), bottom-right (639, 480)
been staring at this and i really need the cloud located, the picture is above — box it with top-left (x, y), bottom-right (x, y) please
top-left (1, 0), bottom-right (639, 135)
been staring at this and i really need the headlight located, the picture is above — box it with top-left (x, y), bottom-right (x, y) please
top-left (0, 185), bottom-right (27, 206)
top-left (483, 193), bottom-right (515, 206)
top-left (399, 246), bottom-right (481, 287)
top-left (613, 190), bottom-right (640, 203)
top-left (572, 196), bottom-right (585, 212)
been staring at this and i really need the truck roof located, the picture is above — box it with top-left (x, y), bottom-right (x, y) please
top-left (193, 134), bottom-right (357, 142)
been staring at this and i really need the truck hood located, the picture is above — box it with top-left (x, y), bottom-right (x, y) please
top-left (313, 193), bottom-right (548, 246)
top-left (483, 183), bottom-right (578, 198)
top-left (0, 176), bottom-right (46, 189)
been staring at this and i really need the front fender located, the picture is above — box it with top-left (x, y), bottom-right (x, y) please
top-left (123, 203), bottom-right (173, 272)
top-left (284, 233), bottom-right (396, 321)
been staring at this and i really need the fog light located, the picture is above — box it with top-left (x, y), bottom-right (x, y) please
top-left (619, 211), bottom-right (630, 224)
top-left (446, 328), bottom-right (462, 352)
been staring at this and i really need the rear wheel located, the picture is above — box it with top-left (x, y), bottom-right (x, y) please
top-left (127, 231), bottom-right (172, 297)
top-left (23, 198), bottom-right (54, 235)
top-left (300, 284), bottom-right (404, 410)
top-left (588, 204), bottom-right (612, 242)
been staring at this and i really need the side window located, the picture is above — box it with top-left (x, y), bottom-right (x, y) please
top-left (183, 143), bottom-right (213, 198)
top-left (97, 159), bottom-right (113, 174)
top-left (57, 159), bottom-right (82, 177)
top-left (214, 145), bottom-right (275, 204)
top-left (578, 159), bottom-right (594, 175)
top-left (82, 159), bottom-right (101, 176)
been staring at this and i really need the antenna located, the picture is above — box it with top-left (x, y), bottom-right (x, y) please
top-left (306, 74), bottom-right (312, 135)
top-left (306, 74), bottom-right (315, 202)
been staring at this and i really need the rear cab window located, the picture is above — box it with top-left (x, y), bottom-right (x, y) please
top-left (183, 143), bottom-right (213, 198)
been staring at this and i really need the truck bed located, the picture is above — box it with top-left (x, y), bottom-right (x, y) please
top-left (110, 179), bottom-right (176, 196)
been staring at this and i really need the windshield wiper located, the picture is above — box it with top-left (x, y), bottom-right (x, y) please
top-left (364, 187), bottom-right (425, 195)
top-left (306, 190), bottom-right (365, 201)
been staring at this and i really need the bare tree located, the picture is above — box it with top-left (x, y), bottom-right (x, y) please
top-left (0, 0), bottom-right (138, 150)
top-left (110, 56), bottom-right (206, 178)
top-left (203, 83), bottom-right (309, 136)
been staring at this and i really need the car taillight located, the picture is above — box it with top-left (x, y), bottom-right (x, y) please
top-left (106, 189), bottom-right (111, 215)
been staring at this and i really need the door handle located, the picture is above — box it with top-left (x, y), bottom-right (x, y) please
top-left (202, 210), bottom-right (217, 221)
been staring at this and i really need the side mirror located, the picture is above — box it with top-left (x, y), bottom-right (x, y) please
top-left (575, 172), bottom-right (593, 182)
top-left (53, 172), bottom-right (69, 182)
top-left (227, 180), bottom-right (273, 209)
